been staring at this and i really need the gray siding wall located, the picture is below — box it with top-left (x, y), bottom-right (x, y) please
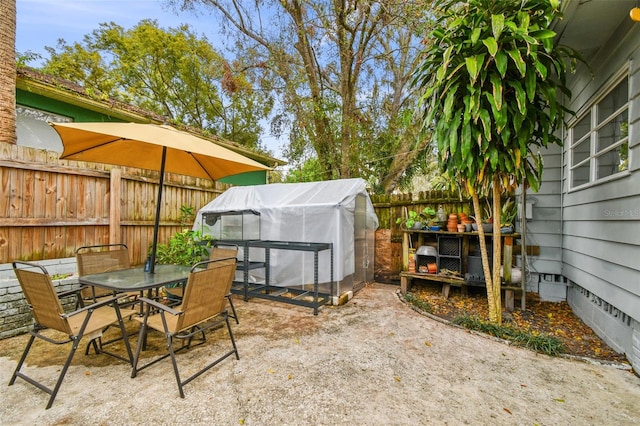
top-left (561, 19), bottom-right (640, 371)
top-left (516, 143), bottom-right (564, 301)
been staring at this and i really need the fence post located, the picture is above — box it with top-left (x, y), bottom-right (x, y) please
top-left (109, 168), bottom-right (121, 244)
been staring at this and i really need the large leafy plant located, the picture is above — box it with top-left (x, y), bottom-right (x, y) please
top-left (413, 0), bottom-right (580, 323)
top-left (153, 205), bottom-right (214, 266)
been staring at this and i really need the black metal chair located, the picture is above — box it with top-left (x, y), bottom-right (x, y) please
top-left (131, 257), bottom-right (239, 398)
top-left (76, 243), bottom-right (138, 354)
top-left (9, 261), bottom-right (134, 409)
top-left (165, 243), bottom-right (240, 323)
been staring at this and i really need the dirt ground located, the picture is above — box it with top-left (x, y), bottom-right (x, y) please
top-left (408, 281), bottom-right (629, 363)
top-left (1, 282), bottom-right (640, 425)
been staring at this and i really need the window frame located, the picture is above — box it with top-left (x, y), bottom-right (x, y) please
top-left (567, 69), bottom-right (630, 191)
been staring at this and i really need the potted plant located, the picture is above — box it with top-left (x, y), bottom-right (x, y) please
top-left (397, 207), bottom-right (436, 230)
top-left (470, 201), bottom-right (493, 232)
top-left (500, 198), bottom-right (517, 234)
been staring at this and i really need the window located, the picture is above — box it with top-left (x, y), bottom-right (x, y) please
top-left (16, 106), bottom-right (71, 152)
top-left (569, 75), bottom-right (629, 189)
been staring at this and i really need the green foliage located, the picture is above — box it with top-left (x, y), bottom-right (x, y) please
top-left (396, 206), bottom-right (437, 228)
top-left (452, 314), bottom-right (566, 356)
top-left (413, 0), bottom-right (582, 195)
top-left (404, 292), bottom-right (433, 314)
top-left (283, 157), bottom-right (325, 183)
top-left (15, 51), bottom-right (42, 67)
top-left (40, 19), bottom-right (271, 149)
top-left (154, 229), bottom-right (213, 267)
top-left (154, 204), bottom-right (214, 266)
top-left (51, 273), bottom-right (72, 280)
top-left (176, 0), bottom-right (437, 192)
top-left (413, 0), bottom-right (583, 323)
top-left (500, 198), bottom-right (517, 226)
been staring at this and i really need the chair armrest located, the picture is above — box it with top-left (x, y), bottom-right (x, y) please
top-left (62, 293), bottom-right (130, 318)
top-left (57, 287), bottom-right (82, 299)
top-left (137, 297), bottom-right (183, 316)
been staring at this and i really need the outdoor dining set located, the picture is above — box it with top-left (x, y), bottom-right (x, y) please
top-left (8, 243), bottom-right (241, 409)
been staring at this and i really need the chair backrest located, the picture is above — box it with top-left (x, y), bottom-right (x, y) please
top-left (76, 244), bottom-right (130, 298)
top-left (210, 245), bottom-right (238, 262)
top-left (175, 258), bottom-right (237, 332)
top-left (208, 246), bottom-right (238, 292)
top-left (12, 262), bottom-right (72, 335)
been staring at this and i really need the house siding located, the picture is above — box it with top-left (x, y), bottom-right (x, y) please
top-left (516, 144), bottom-right (563, 297)
top-left (560, 20), bottom-right (640, 372)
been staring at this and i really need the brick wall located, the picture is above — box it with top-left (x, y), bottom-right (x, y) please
top-left (0, 258), bottom-right (79, 339)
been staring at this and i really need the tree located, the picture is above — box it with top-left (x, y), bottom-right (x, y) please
top-left (172, 0), bottom-right (436, 192)
top-left (0, 0), bottom-right (16, 145)
top-left (41, 20), bottom-right (272, 150)
top-left (413, 0), bottom-right (579, 323)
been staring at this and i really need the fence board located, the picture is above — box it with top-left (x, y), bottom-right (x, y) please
top-left (1, 145), bottom-right (226, 264)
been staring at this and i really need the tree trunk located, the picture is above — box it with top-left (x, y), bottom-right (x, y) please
top-left (0, 0), bottom-right (17, 145)
top-left (491, 177), bottom-right (503, 324)
top-left (471, 186), bottom-right (501, 324)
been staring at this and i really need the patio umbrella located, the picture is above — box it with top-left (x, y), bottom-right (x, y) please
top-left (50, 122), bottom-right (270, 273)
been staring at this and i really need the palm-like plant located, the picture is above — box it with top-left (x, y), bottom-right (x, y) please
top-left (413, 0), bottom-right (581, 323)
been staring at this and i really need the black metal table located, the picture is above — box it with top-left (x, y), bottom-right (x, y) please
top-left (78, 264), bottom-right (192, 350)
top-left (216, 240), bottom-right (333, 315)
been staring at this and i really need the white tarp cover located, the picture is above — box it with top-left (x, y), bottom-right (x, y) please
top-left (194, 178), bottom-right (379, 288)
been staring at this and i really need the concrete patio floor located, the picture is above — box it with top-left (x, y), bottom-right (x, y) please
top-left (1, 283), bottom-right (639, 425)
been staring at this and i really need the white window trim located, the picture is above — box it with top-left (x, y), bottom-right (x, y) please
top-left (567, 68), bottom-right (630, 191)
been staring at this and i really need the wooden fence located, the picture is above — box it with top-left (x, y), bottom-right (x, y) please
top-left (1, 143), bottom-right (482, 279)
top-left (0, 144), bottom-right (228, 265)
top-left (370, 191), bottom-right (474, 282)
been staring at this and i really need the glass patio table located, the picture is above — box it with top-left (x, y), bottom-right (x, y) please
top-left (78, 264), bottom-right (192, 351)
top-left (77, 264), bottom-right (192, 294)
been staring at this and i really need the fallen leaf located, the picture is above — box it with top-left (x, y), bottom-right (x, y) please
top-left (424, 341), bottom-right (431, 347)
top-left (554, 398), bottom-right (565, 403)
top-left (503, 408), bottom-right (512, 414)
top-left (394, 376), bottom-right (401, 382)
top-left (267, 368), bottom-right (275, 374)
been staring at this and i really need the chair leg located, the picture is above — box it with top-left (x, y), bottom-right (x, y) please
top-left (226, 294), bottom-right (239, 324)
top-left (115, 308), bottom-right (134, 365)
top-left (225, 314), bottom-right (240, 361)
top-left (185, 325), bottom-right (206, 349)
top-left (166, 334), bottom-right (185, 399)
top-left (9, 332), bottom-right (78, 409)
top-left (131, 321), bottom-right (147, 378)
top-left (85, 338), bottom-right (100, 355)
top-left (9, 334), bottom-right (36, 386)
top-left (45, 337), bottom-right (81, 409)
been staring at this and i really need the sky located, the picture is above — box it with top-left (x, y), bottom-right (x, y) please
top-left (15, 0), bottom-right (285, 160)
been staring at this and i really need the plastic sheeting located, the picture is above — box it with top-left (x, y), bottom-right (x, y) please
top-left (194, 179), bottom-right (379, 294)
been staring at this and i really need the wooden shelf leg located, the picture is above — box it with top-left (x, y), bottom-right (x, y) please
top-left (442, 283), bottom-right (451, 299)
top-left (401, 275), bottom-right (411, 294)
top-left (505, 290), bottom-right (515, 312)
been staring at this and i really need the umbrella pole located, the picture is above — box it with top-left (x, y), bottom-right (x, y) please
top-left (149, 147), bottom-right (167, 274)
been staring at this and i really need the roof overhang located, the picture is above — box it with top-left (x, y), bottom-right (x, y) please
top-left (16, 68), bottom-right (286, 168)
top-left (553, 0), bottom-right (636, 60)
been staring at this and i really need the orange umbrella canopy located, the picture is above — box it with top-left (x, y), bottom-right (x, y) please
top-left (51, 122), bottom-right (270, 179)
top-left (51, 121), bottom-right (270, 273)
